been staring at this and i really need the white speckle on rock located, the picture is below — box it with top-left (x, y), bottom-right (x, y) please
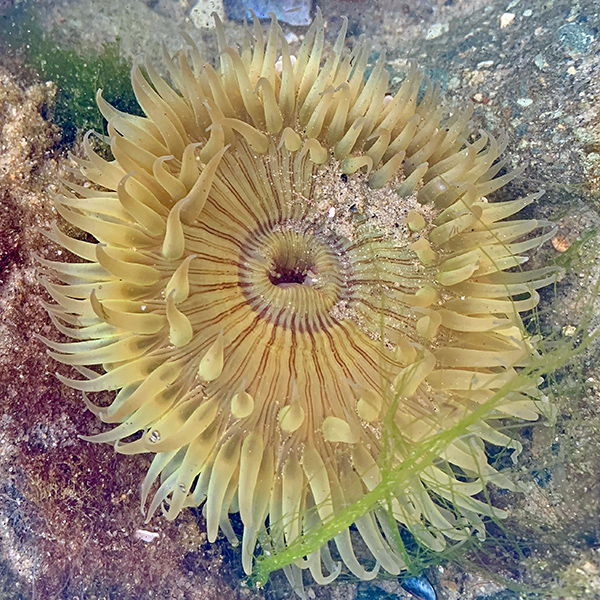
top-left (500, 12), bottom-right (516, 28)
top-left (534, 54), bottom-right (548, 69)
top-left (285, 31), bottom-right (299, 45)
top-left (517, 98), bottom-right (533, 107)
top-left (448, 76), bottom-right (460, 89)
top-left (134, 529), bottom-right (160, 543)
top-left (425, 22), bottom-right (449, 40)
top-left (190, 0), bottom-right (224, 29)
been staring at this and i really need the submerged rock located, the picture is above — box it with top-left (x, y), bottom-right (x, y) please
top-left (223, 0), bottom-right (313, 26)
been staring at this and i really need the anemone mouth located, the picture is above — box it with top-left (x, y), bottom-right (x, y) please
top-left (266, 237), bottom-right (317, 288)
top-left (39, 10), bottom-right (558, 594)
top-left (239, 221), bottom-right (347, 330)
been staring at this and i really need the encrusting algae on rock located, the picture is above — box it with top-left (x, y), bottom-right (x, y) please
top-left (38, 10), bottom-right (558, 595)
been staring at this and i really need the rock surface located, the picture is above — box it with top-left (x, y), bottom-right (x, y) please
top-left (0, 0), bottom-right (599, 599)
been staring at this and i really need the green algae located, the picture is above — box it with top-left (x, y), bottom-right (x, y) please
top-left (0, 2), bottom-right (139, 145)
top-left (253, 336), bottom-right (596, 595)
top-left (251, 236), bottom-right (599, 596)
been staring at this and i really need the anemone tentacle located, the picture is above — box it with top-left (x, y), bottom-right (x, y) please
top-left (42, 11), bottom-right (556, 593)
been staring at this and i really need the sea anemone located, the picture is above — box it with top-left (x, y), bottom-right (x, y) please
top-left (39, 11), bottom-right (557, 591)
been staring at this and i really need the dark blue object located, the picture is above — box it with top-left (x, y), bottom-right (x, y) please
top-left (400, 574), bottom-right (437, 600)
top-left (223, 0), bottom-right (313, 26)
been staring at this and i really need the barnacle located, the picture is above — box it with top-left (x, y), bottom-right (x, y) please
top-left (40, 12), bottom-right (557, 591)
